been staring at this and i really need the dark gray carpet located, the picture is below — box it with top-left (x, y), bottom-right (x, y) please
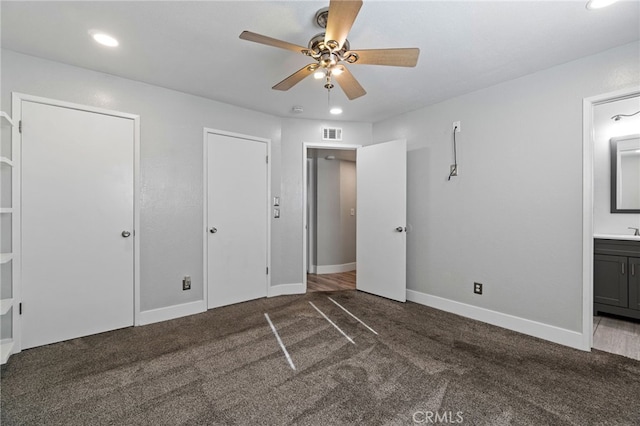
top-left (2, 290), bottom-right (639, 425)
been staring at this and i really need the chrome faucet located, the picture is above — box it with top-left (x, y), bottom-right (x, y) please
top-left (629, 227), bottom-right (640, 236)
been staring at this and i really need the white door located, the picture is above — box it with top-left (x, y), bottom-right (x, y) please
top-left (356, 139), bottom-right (407, 302)
top-left (206, 133), bottom-right (268, 308)
top-left (21, 100), bottom-right (135, 349)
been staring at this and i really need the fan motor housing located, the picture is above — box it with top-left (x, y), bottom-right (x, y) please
top-left (308, 33), bottom-right (350, 58)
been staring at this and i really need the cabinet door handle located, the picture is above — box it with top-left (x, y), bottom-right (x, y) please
top-left (632, 263), bottom-right (635, 276)
top-left (622, 262), bottom-right (625, 275)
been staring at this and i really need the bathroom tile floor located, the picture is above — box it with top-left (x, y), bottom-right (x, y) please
top-left (593, 314), bottom-right (640, 360)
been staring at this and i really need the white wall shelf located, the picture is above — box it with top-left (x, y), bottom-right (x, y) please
top-left (1, 112), bottom-right (16, 128)
top-left (0, 298), bottom-right (12, 316)
top-left (0, 339), bottom-right (15, 364)
top-left (0, 110), bottom-right (17, 365)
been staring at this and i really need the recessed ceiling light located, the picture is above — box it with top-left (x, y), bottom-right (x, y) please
top-left (586, 0), bottom-right (619, 10)
top-left (329, 107), bottom-right (343, 115)
top-left (89, 30), bottom-right (119, 47)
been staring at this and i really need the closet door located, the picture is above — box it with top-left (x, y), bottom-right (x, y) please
top-left (21, 100), bottom-right (134, 349)
top-left (206, 132), bottom-right (268, 308)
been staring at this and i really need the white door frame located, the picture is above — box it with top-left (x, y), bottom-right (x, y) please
top-left (582, 86), bottom-right (640, 351)
top-left (302, 142), bottom-right (361, 291)
top-left (306, 158), bottom-right (316, 274)
top-left (11, 92), bottom-right (141, 354)
top-left (202, 128), bottom-right (271, 307)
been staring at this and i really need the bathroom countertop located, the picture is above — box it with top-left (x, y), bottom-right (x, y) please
top-left (594, 234), bottom-right (640, 242)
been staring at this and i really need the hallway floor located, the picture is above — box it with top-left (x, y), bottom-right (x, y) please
top-left (307, 271), bottom-right (356, 292)
top-left (593, 314), bottom-right (640, 360)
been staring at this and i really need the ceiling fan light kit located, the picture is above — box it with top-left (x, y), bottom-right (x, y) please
top-left (239, 0), bottom-right (420, 103)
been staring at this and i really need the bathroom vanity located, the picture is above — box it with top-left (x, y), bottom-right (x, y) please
top-left (594, 237), bottom-right (640, 320)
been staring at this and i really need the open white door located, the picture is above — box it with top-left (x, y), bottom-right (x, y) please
top-left (356, 139), bottom-right (406, 302)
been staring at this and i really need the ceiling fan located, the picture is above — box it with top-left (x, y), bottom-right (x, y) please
top-left (239, 0), bottom-right (420, 100)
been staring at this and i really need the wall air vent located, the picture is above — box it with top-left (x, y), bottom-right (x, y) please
top-left (322, 127), bottom-right (343, 141)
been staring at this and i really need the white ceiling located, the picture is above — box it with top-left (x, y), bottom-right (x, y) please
top-left (2, 1), bottom-right (639, 123)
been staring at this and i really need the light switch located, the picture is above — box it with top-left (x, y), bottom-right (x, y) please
top-left (350, 208), bottom-right (355, 216)
top-left (274, 208), bottom-right (280, 218)
top-left (273, 196), bottom-right (280, 206)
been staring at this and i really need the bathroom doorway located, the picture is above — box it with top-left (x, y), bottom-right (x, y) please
top-left (585, 88), bottom-right (640, 360)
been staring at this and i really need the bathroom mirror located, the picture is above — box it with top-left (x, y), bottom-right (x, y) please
top-left (610, 134), bottom-right (640, 213)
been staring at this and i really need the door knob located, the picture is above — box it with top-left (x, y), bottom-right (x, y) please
top-left (395, 227), bottom-right (404, 232)
top-left (209, 227), bottom-right (217, 234)
top-left (121, 231), bottom-right (131, 238)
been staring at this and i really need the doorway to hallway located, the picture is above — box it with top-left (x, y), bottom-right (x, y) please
top-left (306, 147), bottom-right (357, 293)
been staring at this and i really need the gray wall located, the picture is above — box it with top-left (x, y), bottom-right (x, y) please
top-left (373, 41), bottom-right (640, 332)
top-left (4, 41), bottom-right (639, 340)
top-left (316, 159), bottom-right (340, 267)
top-left (0, 49), bottom-right (373, 314)
top-left (339, 161), bottom-right (357, 265)
top-left (1, 49), bottom-right (282, 312)
top-left (276, 118), bottom-right (372, 285)
top-left (315, 159), bottom-right (356, 268)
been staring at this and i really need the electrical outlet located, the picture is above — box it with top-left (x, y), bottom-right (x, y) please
top-left (450, 164), bottom-right (458, 176)
top-left (453, 121), bottom-right (461, 133)
top-left (474, 282), bottom-right (483, 295)
top-left (183, 276), bottom-right (191, 291)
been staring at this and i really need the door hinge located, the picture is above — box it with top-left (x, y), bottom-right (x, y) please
top-left (266, 155), bottom-right (269, 164)
top-left (19, 302), bottom-right (22, 315)
top-left (266, 267), bottom-right (269, 275)
top-left (19, 120), bottom-right (22, 133)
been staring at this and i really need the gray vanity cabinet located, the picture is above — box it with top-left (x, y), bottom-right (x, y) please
top-left (594, 239), bottom-right (640, 320)
top-left (594, 254), bottom-right (628, 307)
top-left (629, 257), bottom-right (640, 311)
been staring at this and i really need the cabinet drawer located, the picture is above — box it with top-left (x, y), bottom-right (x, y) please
top-left (594, 239), bottom-right (640, 257)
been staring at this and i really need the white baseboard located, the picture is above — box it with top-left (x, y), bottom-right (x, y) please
top-left (138, 300), bottom-right (207, 326)
top-left (316, 262), bottom-right (356, 274)
top-left (406, 289), bottom-right (587, 351)
top-left (268, 283), bottom-right (305, 297)
top-left (308, 265), bottom-right (317, 274)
